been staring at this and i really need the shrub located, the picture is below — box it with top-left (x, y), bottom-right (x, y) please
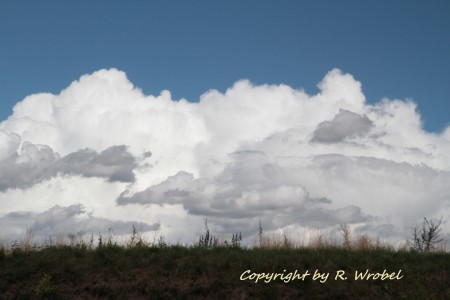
top-left (339, 224), bottom-right (352, 249)
top-left (127, 224), bottom-right (145, 248)
top-left (409, 217), bottom-right (443, 252)
top-left (35, 273), bottom-right (55, 297)
top-left (198, 219), bottom-right (218, 249)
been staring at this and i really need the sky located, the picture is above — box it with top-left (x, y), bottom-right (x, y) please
top-left (0, 1), bottom-right (449, 246)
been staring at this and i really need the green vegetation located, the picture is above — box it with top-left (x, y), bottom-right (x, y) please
top-left (0, 243), bottom-right (449, 299)
top-left (0, 223), bottom-right (448, 299)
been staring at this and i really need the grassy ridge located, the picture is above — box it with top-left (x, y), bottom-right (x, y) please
top-left (0, 244), bottom-right (449, 299)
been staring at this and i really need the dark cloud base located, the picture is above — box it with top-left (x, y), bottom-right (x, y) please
top-left (0, 143), bottom-right (136, 191)
top-left (0, 204), bottom-right (159, 238)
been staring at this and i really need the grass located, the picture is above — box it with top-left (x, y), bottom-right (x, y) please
top-left (0, 227), bottom-right (449, 299)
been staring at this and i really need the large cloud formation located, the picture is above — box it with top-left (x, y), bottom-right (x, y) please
top-left (0, 68), bottom-right (449, 245)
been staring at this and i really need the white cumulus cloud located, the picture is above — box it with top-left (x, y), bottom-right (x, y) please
top-left (0, 68), bottom-right (449, 245)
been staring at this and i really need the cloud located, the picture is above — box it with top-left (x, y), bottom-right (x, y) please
top-left (117, 152), bottom-right (372, 235)
top-left (56, 145), bottom-right (136, 182)
top-left (0, 143), bottom-right (136, 191)
top-left (311, 109), bottom-right (373, 143)
top-left (0, 204), bottom-right (160, 238)
top-left (0, 131), bottom-right (20, 160)
top-left (1, 69), bottom-right (208, 188)
top-left (0, 68), bottom-right (449, 244)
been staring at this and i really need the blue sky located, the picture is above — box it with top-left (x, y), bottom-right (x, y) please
top-left (1, 1), bottom-right (449, 132)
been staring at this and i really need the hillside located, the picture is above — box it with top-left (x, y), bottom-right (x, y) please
top-left (1, 245), bottom-right (449, 299)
